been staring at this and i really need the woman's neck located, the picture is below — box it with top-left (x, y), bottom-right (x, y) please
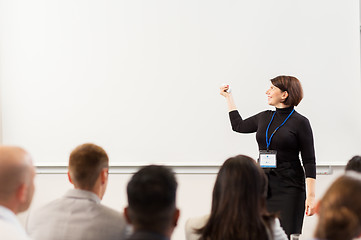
top-left (273, 103), bottom-right (290, 109)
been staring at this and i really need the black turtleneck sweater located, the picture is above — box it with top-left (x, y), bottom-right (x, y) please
top-left (229, 107), bottom-right (316, 183)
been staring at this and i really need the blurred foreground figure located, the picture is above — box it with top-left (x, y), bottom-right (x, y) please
top-left (0, 146), bottom-right (35, 240)
top-left (314, 172), bottom-right (361, 240)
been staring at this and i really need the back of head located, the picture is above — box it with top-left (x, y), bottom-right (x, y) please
top-left (0, 146), bottom-right (35, 213)
top-left (68, 143), bottom-right (109, 190)
top-left (126, 165), bottom-right (178, 234)
top-left (199, 155), bottom-right (271, 240)
top-left (345, 156), bottom-right (361, 173)
top-left (315, 172), bottom-right (361, 240)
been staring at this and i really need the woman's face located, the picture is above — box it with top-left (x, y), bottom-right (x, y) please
top-left (266, 84), bottom-right (287, 107)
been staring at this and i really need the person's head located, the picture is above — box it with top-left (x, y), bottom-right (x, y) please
top-left (266, 75), bottom-right (303, 107)
top-left (315, 172), bottom-right (361, 240)
top-left (124, 165), bottom-right (179, 237)
top-left (68, 143), bottom-right (109, 199)
top-left (0, 146), bottom-right (35, 214)
top-left (198, 155), bottom-right (272, 240)
top-left (345, 155), bottom-right (361, 173)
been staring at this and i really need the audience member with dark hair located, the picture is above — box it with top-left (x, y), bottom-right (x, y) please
top-left (0, 146), bottom-right (35, 240)
top-left (124, 165), bottom-right (179, 240)
top-left (345, 155), bottom-right (361, 173)
top-left (27, 143), bottom-right (128, 240)
top-left (185, 155), bottom-right (287, 240)
top-left (314, 172), bottom-right (361, 240)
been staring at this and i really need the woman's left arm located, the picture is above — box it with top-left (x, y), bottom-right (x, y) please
top-left (305, 178), bottom-right (316, 216)
top-left (298, 117), bottom-right (317, 216)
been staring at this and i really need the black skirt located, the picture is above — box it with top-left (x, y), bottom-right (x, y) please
top-left (265, 168), bottom-right (306, 238)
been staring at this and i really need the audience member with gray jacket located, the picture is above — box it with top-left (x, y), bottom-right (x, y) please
top-left (26, 143), bottom-right (128, 240)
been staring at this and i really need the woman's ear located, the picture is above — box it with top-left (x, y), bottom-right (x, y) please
top-left (281, 91), bottom-right (289, 102)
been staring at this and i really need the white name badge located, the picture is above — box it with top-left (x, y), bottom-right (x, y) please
top-left (259, 150), bottom-right (277, 168)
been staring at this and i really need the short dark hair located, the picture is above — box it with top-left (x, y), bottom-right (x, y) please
top-left (127, 165), bottom-right (177, 232)
top-left (68, 143), bottom-right (109, 190)
top-left (271, 75), bottom-right (303, 106)
top-left (345, 156), bottom-right (361, 173)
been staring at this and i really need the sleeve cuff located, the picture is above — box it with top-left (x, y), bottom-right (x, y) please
top-left (304, 163), bottom-right (316, 179)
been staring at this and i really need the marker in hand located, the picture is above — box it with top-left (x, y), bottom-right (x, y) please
top-left (222, 83), bottom-right (231, 93)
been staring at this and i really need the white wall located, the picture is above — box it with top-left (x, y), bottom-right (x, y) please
top-left (18, 166), bottom-right (346, 240)
top-left (1, 0), bottom-right (360, 167)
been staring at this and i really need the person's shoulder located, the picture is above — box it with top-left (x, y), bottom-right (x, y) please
top-left (271, 217), bottom-right (281, 226)
top-left (29, 197), bottom-right (64, 218)
top-left (186, 214), bottom-right (209, 228)
top-left (98, 204), bottom-right (123, 217)
top-left (88, 203), bottom-right (130, 236)
top-left (0, 218), bottom-right (18, 232)
top-left (26, 197), bottom-right (65, 231)
top-left (96, 204), bottom-right (127, 226)
top-left (185, 214), bottom-right (209, 240)
top-left (0, 218), bottom-right (30, 240)
top-left (292, 110), bottom-right (311, 124)
top-left (292, 110), bottom-right (308, 119)
top-left (270, 218), bottom-right (288, 240)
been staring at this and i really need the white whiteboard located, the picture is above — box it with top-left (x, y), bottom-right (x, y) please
top-left (0, 0), bottom-right (360, 166)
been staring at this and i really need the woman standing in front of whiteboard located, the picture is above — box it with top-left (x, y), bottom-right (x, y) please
top-left (220, 75), bottom-right (316, 237)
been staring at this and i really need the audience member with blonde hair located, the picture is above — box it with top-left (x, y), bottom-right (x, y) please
top-left (185, 155), bottom-right (287, 240)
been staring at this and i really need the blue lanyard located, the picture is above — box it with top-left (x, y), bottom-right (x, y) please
top-left (266, 109), bottom-right (295, 150)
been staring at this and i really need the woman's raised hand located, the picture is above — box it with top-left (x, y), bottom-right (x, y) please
top-left (220, 85), bottom-right (230, 97)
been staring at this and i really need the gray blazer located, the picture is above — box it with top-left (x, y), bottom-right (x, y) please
top-left (26, 189), bottom-right (128, 240)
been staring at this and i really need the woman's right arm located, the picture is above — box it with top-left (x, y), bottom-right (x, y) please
top-left (220, 85), bottom-right (259, 133)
